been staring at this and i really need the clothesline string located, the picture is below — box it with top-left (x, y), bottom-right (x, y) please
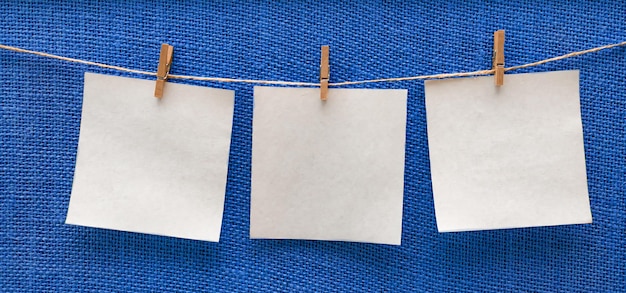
top-left (1, 41), bottom-right (625, 87)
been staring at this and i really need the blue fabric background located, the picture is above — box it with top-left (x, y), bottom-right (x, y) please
top-left (1, 1), bottom-right (624, 292)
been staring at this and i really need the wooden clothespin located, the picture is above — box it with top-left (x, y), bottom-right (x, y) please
top-left (320, 45), bottom-right (330, 100)
top-left (493, 30), bottom-right (505, 86)
top-left (154, 43), bottom-right (174, 98)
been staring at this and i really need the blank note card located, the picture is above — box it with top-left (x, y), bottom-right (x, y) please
top-left (250, 87), bottom-right (407, 245)
top-left (425, 70), bottom-right (592, 232)
top-left (66, 73), bottom-right (234, 242)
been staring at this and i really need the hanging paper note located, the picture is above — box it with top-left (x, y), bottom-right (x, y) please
top-left (250, 87), bottom-right (407, 245)
top-left (424, 70), bottom-right (592, 232)
top-left (66, 73), bottom-right (234, 242)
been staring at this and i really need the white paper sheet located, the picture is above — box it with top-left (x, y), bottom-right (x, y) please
top-left (66, 73), bottom-right (234, 242)
top-left (250, 87), bottom-right (407, 245)
top-left (424, 70), bottom-right (592, 232)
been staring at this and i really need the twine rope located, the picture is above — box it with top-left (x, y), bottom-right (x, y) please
top-left (1, 41), bottom-right (625, 87)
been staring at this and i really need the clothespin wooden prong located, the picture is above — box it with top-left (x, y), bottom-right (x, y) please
top-left (320, 45), bottom-right (330, 101)
top-left (493, 30), bottom-right (505, 86)
top-left (154, 43), bottom-right (174, 98)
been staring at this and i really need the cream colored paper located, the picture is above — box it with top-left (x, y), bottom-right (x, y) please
top-left (250, 87), bottom-right (407, 245)
top-left (425, 70), bottom-right (592, 232)
top-left (66, 73), bottom-right (234, 242)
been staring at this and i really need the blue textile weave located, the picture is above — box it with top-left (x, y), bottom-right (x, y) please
top-left (1, 1), bottom-right (624, 292)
